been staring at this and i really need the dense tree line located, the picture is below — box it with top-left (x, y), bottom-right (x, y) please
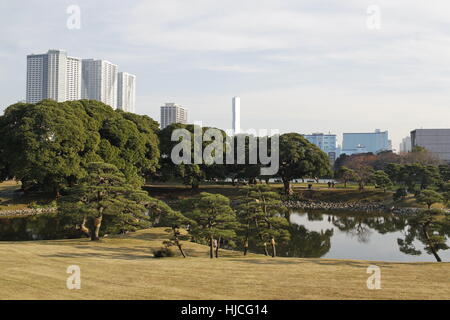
top-left (2, 100), bottom-right (448, 260)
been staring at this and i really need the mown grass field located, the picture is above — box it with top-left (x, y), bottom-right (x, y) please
top-left (1, 228), bottom-right (449, 300)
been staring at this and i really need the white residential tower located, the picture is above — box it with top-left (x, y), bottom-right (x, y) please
top-left (81, 59), bottom-right (118, 109)
top-left (26, 49), bottom-right (82, 103)
top-left (117, 72), bottom-right (136, 113)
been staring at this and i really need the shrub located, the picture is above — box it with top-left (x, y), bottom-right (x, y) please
top-left (152, 247), bottom-right (176, 258)
top-left (393, 188), bottom-right (407, 201)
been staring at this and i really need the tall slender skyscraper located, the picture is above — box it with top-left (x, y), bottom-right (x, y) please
top-left (117, 72), bottom-right (136, 113)
top-left (26, 49), bottom-right (81, 103)
top-left (82, 59), bottom-right (118, 108)
top-left (232, 96), bottom-right (240, 135)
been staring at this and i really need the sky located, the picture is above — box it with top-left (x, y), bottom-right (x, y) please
top-left (1, 0), bottom-right (450, 150)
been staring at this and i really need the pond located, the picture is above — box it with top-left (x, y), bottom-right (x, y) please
top-left (1, 210), bottom-right (449, 262)
top-left (282, 211), bottom-right (450, 262)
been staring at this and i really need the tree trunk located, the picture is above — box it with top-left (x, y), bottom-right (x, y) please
top-left (209, 236), bottom-right (214, 259)
top-left (358, 181), bottom-right (364, 190)
top-left (53, 185), bottom-right (61, 198)
top-left (344, 180), bottom-right (347, 188)
top-left (215, 237), bottom-right (220, 258)
top-left (243, 223), bottom-right (250, 256)
top-left (172, 227), bottom-right (186, 258)
top-left (254, 218), bottom-right (268, 256)
top-left (263, 242), bottom-right (269, 256)
top-left (91, 216), bottom-right (102, 241)
top-left (80, 216), bottom-right (90, 238)
top-left (422, 223), bottom-right (442, 262)
top-left (282, 178), bottom-right (292, 195)
top-left (270, 237), bottom-right (276, 257)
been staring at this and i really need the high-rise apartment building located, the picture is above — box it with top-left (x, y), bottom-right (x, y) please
top-left (81, 59), bottom-right (118, 109)
top-left (160, 103), bottom-right (188, 129)
top-left (66, 56), bottom-right (82, 101)
top-left (411, 129), bottom-right (450, 162)
top-left (26, 49), bottom-right (81, 103)
top-left (117, 72), bottom-right (136, 113)
top-left (399, 136), bottom-right (412, 153)
top-left (232, 97), bottom-right (241, 135)
top-left (303, 133), bottom-right (338, 164)
top-left (342, 129), bottom-right (391, 155)
top-left (27, 50), bottom-right (134, 111)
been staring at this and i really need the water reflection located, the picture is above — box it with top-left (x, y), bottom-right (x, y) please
top-left (0, 213), bottom-right (81, 240)
top-left (1, 210), bottom-right (449, 262)
top-left (287, 211), bottom-right (450, 262)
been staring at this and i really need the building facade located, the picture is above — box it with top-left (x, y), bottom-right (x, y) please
top-left (342, 129), bottom-right (391, 155)
top-left (232, 96), bottom-right (240, 135)
top-left (81, 59), bottom-right (118, 109)
top-left (411, 129), bottom-right (450, 162)
top-left (26, 49), bottom-right (81, 103)
top-left (399, 136), bottom-right (412, 153)
top-left (117, 72), bottom-right (136, 113)
top-left (303, 133), bottom-right (338, 164)
top-left (160, 103), bottom-right (188, 129)
top-left (27, 50), bottom-right (134, 111)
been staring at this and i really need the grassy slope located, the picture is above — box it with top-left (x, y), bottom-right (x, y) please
top-left (1, 228), bottom-right (449, 300)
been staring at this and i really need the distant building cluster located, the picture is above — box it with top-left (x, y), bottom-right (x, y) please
top-left (26, 49), bottom-right (136, 113)
top-left (24, 51), bottom-right (450, 162)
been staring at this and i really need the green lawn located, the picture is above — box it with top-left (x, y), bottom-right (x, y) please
top-left (0, 228), bottom-right (449, 300)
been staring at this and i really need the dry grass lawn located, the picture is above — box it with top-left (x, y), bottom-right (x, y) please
top-left (0, 228), bottom-right (449, 300)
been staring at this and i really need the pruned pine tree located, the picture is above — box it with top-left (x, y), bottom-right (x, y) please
top-left (58, 162), bottom-right (152, 241)
top-left (183, 192), bottom-right (238, 258)
top-left (149, 199), bottom-right (192, 258)
top-left (237, 185), bottom-right (290, 257)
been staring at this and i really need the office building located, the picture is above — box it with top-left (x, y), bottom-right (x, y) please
top-left (303, 133), bottom-right (338, 164)
top-left (117, 72), bottom-right (136, 113)
top-left (232, 97), bottom-right (240, 135)
top-left (342, 129), bottom-right (391, 155)
top-left (399, 136), bottom-right (412, 153)
top-left (411, 129), bottom-right (450, 162)
top-left (26, 49), bottom-right (81, 103)
top-left (81, 59), bottom-right (118, 109)
top-left (160, 103), bottom-right (188, 129)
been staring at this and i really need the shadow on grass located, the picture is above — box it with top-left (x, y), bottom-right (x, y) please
top-left (225, 257), bottom-right (400, 269)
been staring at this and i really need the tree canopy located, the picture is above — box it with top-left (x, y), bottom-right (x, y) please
top-left (0, 100), bottom-right (160, 194)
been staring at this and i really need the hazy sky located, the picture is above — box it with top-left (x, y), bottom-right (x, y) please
top-left (1, 0), bottom-right (450, 149)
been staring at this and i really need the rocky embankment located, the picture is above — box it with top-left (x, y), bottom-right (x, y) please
top-left (283, 200), bottom-right (428, 214)
top-left (0, 207), bottom-right (57, 217)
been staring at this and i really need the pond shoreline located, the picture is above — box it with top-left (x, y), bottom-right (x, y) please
top-left (283, 200), bottom-right (441, 214)
top-left (0, 207), bottom-right (56, 218)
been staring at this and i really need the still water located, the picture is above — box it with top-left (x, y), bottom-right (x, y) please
top-left (1, 211), bottom-right (449, 262)
top-left (284, 211), bottom-right (450, 262)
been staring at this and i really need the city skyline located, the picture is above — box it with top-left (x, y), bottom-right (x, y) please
top-left (2, 1), bottom-right (450, 149)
